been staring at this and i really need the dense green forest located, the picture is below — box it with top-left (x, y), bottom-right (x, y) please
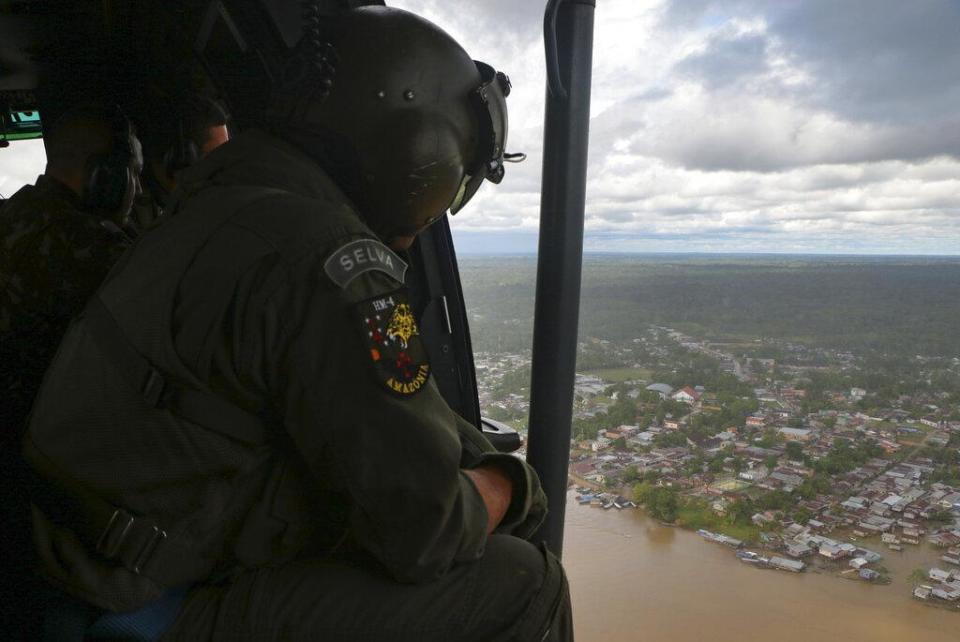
top-left (458, 255), bottom-right (960, 358)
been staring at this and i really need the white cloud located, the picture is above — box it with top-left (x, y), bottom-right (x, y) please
top-left (392, 0), bottom-right (960, 254)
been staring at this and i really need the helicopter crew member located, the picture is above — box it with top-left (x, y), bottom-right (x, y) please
top-left (0, 103), bottom-right (142, 433)
top-left (0, 102), bottom-right (142, 637)
top-left (22, 7), bottom-right (572, 641)
top-left (129, 92), bottom-right (230, 229)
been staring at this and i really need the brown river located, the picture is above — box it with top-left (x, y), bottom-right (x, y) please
top-left (562, 493), bottom-right (959, 642)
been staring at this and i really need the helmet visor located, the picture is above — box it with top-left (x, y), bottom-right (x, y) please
top-left (449, 61), bottom-right (510, 215)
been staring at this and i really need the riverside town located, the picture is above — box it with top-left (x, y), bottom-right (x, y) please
top-left (477, 325), bottom-right (960, 610)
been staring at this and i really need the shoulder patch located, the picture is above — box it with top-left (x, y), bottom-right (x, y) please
top-left (354, 289), bottom-right (431, 396)
top-left (324, 239), bottom-right (408, 288)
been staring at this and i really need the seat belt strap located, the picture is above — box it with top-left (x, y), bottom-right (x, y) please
top-left (26, 185), bottom-right (290, 588)
top-left (26, 284), bottom-right (274, 588)
top-left (25, 438), bottom-right (212, 587)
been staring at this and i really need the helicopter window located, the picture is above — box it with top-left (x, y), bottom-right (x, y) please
top-left (394, 3), bottom-right (960, 642)
top-left (0, 135), bottom-right (45, 198)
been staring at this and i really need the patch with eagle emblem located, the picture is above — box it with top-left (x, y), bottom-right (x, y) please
top-left (354, 289), bottom-right (431, 395)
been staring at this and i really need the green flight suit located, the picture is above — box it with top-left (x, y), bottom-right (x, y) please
top-left (23, 130), bottom-right (571, 640)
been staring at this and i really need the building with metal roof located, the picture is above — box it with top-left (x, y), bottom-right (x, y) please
top-left (645, 383), bottom-right (674, 399)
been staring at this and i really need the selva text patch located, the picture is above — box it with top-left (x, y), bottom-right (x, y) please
top-left (325, 239), bottom-right (408, 288)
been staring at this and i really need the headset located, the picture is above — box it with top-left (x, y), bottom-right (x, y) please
top-left (161, 113), bottom-right (201, 180)
top-left (159, 93), bottom-right (232, 182)
top-left (81, 106), bottom-right (136, 214)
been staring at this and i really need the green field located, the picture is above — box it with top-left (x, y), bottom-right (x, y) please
top-left (710, 477), bottom-right (752, 493)
top-left (676, 499), bottom-right (762, 544)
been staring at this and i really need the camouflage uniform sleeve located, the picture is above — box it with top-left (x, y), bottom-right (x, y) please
top-left (9, 215), bottom-right (126, 324)
top-left (1, 202), bottom-right (126, 431)
top-left (265, 239), bottom-right (500, 583)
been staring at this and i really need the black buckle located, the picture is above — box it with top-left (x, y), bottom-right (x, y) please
top-left (141, 369), bottom-right (166, 407)
top-left (96, 508), bottom-right (135, 558)
top-left (132, 525), bottom-right (167, 575)
top-left (96, 508), bottom-right (168, 575)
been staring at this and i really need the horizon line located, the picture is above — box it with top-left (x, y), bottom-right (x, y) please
top-left (455, 250), bottom-right (960, 258)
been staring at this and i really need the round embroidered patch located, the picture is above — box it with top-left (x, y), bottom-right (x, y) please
top-left (354, 289), bottom-right (431, 395)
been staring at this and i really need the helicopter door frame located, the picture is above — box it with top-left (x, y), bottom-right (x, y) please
top-left (526, 0), bottom-right (596, 557)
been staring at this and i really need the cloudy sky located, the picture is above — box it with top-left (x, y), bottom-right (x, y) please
top-left (392, 0), bottom-right (960, 254)
top-left (3, 1), bottom-right (959, 254)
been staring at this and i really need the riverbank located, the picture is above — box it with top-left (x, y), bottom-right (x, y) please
top-left (572, 489), bottom-right (959, 613)
top-left (564, 492), bottom-right (960, 642)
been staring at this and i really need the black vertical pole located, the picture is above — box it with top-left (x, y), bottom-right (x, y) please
top-left (526, 0), bottom-right (595, 558)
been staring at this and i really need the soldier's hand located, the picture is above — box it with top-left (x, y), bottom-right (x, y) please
top-left (464, 464), bottom-right (514, 534)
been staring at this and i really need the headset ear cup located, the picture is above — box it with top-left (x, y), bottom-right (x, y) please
top-left (76, 105), bottom-right (135, 214)
top-left (82, 152), bottom-right (110, 211)
top-left (82, 151), bottom-right (131, 214)
top-left (81, 157), bottom-right (99, 210)
top-left (163, 137), bottom-right (200, 180)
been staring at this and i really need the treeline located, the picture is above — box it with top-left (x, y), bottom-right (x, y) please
top-left (571, 390), bottom-right (642, 441)
top-left (811, 438), bottom-right (884, 475)
top-left (649, 351), bottom-right (754, 398)
top-left (459, 256), bottom-right (960, 359)
top-left (632, 481), bottom-right (762, 542)
top-left (490, 365), bottom-right (532, 398)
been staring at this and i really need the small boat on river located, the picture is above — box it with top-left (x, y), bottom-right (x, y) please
top-left (698, 529), bottom-right (744, 549)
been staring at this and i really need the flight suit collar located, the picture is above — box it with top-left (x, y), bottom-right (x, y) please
top-left (170, 129), bottom-right (355, 211)
top-left (26, 174), bottom-right (119, 229)
top-left (34, 174), bottom-right (84, 210)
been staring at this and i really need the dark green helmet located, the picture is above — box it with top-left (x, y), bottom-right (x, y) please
top-left (269, 6), bottom-right (513, 241)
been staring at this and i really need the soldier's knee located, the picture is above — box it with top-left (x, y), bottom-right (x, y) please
top-left (473, 536), bottom-right (571, 640)
top-left (479, 535), bottom-right (547, 598)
